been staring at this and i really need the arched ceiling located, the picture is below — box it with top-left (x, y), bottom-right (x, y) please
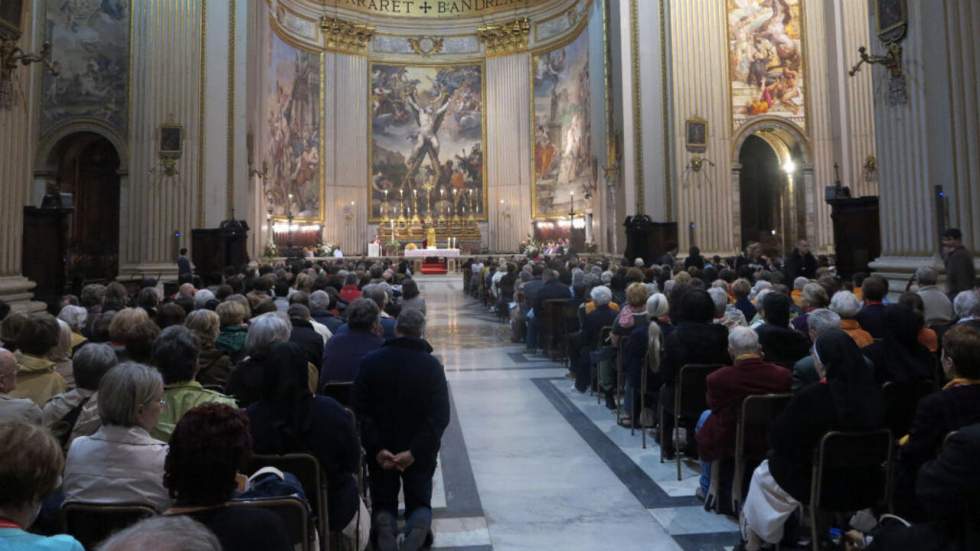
top-left (269, 0), bottom-right (591, 61)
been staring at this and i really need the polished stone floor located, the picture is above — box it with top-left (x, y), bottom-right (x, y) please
top-left (414, 276), bottom-right (739, 551)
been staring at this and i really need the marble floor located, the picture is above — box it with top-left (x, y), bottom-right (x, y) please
top-left (413, 276), bottom-right (740, 551)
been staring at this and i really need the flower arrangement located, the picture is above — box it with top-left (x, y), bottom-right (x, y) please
top-left (318, 242), bottom-right (338, 257)
top-left (384, 238), bottom-right (402, 255)
top-left (519, 234), bottom-right (542, 258)
top-left (262, 242), bottom-right (278, 259)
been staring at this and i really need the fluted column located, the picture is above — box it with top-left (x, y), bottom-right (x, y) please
top-left (122, 0), bottom-right (206, 278)
top-left (323, 53), bottom-right (369, 256)
top-left (868, 0), bottom-right (979, 289)
top-left (486, 54), bottom-right (532, 252)
top-left (0, 2), bottom-right (43, 311)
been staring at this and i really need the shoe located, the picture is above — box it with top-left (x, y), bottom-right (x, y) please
top-left (373, 512), bottom-right (398, 551)
top-left (400, 527), bottom-right (430, 551)
top-left (604, 390), bottom-right (617, 410)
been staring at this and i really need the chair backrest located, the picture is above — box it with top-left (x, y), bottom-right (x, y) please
top-left (62, 502), bottom-right (157, 549)
top-left (674, 364), bottom-right (723, 420)
top-left (225, 497), bottom-right (310, 551)
top-left (560, 301), bottom-right (581, 333)
top-left (247, 453), bottom-right (327, 535)
top-left (321, 380), bottom-right (354, 407)
top-left (735, 393), bottom-right (793, 459)
top-left (811, 429), bottom-right (892, 511)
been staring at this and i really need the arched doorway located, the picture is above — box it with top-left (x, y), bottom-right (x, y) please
top-left (47, 133), bottom-right (122, 285)
top-left (733, 120), bottom-right (809, 256)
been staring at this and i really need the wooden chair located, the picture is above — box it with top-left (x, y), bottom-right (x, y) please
top-left (62, 502), bottom-right (157, 549)
top-left (590, 326), bottom-right (614, 403)
top-left (225, 497), bottom-right (312, 551)
top-left (321, 381), bottom-right (354, 408)
top-left (808, 430), bottom-right (893, 551)
top-left (731, 393), bottom-right (792, 513)
top-left (560, 301), bottom-right (582, 368)
top-left (541, 298), bottom-right (570, 360)
top-left (667, 364), bottom-right (723, 480)
top-left (247, 453), bottom-right (329, 551)
top-left (615, 336), bottom-right (629, 424)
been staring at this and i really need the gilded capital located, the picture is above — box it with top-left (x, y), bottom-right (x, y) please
top-left (319, 16), bottom-right (376, 54)
top-left (477, 17), bottom-right (530, 57)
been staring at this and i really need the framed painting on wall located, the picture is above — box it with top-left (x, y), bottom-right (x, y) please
top-left (531, 28), bottom-right (593, 220)
top-left (874, 0), bottom-right (907, 43)
top-left (369, 62), bottom-right (485, 222)
top-left (685, 117), bottom-right (707, 153)
top-left (0, 0), bottom-right (23, 39)
top-left (727, 0), bottom-right (807, 133)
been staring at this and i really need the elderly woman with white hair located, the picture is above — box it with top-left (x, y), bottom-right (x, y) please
top-left (708, 287), bottom-right (747, 330)
top-left (573, 286), bottom-right (620, 395)
top-left (829, 291), bottom-right (873, 348)
top-left (43, 343), bottom-right (118, 442)
top-left (791, 283), bottom-right (830, 334)
top-left (63, 362), bottom-right (171, 511)
top-left (58, 304), bottom-right (89, 351)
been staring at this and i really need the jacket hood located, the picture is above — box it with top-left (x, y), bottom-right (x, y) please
top-left (15, 351), bottom-right (57, 373)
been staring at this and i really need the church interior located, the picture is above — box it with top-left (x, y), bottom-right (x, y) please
top-left (0, 0), bottom-right (978, 550)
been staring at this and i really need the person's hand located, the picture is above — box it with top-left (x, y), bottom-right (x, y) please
top-left (391, 450), bottom-right (415, 472)
top-left (376, 449), bottom-right (397, 470)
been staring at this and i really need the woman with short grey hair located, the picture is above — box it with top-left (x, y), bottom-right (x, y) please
top-left (42, 342), bottom-right (118, 435)
top-left (225, 312), bottom-right (295, 408)
top-left (590, 285), bottom-right (613, 307)
top-left (829, 291), bottom-right (873, 348)
top-left (63, 362), bottom-right (170, 511)
top-left (98, 516), bottom-right (221, 551)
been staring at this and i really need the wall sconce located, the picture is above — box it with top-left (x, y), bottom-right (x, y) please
top-left (342, 200), bottom-right (355, 222)
top-left (849, 44), bottom-right (902, 79)
top-left (1, 37), bottom-right (58, 110)
top-left (150, 119), bottom-right (183, 180)
top-left (686, 154), bottom-right (715, 174)
top-left (863, 155), bottom-right (878, 182)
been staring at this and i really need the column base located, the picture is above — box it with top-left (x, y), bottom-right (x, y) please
top-left (0, 275), bottom-right (46, 313)
top-left (868, 255), bottom-right (943, 300)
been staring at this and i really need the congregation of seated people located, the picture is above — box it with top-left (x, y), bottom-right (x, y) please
top-left (0, 257), bottom-right (449, 551)
top-left (466, 234), bottom-right (980, 550)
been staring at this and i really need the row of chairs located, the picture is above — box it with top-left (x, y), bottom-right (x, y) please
top-left (61, 453), bottom-right (328, 551)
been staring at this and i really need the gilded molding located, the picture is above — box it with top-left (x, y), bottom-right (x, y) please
top-left (197, 0), bottom-right (207, 228)
top-left (477, 17), bottom-right (530, 57)
top-left (319, 16), bottom-right (375, 55)
top-left (629, 0), bottom-right (643, 214)
top-left (407, 36), bottom-right (444, 57)
top-left (227, 0), bottom-right (236, 219)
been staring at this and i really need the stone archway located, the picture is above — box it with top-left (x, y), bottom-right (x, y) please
top-left (730, 117), bottom-right (812, 255)
top-left (36, 129), bottom-right (124, 286)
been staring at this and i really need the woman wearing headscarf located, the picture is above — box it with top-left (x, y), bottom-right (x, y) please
top-left (863, 304), bottom-right (934, 384)
top-left (737, 330), bottom-right (885, 550)
top-left (246, 342), bottom-right (366, 548)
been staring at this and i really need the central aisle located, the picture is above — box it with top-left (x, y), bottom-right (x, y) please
top-left (415, 277), bottom-right (739, 551)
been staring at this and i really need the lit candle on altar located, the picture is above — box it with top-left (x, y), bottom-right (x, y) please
top-left (384, 189), bottom-right (389, 200)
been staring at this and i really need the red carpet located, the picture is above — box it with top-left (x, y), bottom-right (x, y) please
top-left (420, 258), bottom-right (448, 274)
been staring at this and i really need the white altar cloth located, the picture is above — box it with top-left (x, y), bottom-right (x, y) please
top-left (403, 248), bottom-right (460, 258)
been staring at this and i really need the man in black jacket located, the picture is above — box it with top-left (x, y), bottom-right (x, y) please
top-left (287, 304), bottom-right (324, 369)
top-left (783, 240), bottom-right (817, 281)
top-left (943, 228), bottom-right (976, 300)
top-left (354, 309), bottom-right (450, 551)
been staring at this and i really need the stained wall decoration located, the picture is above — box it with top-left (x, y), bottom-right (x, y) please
top-left (369, 63), bottom-right (485, 221)
top-left (531, 28), bottom-right (593, 219)
top-left (41, 0), bottom-right (129, 136)
top-left (262, 31), bottom-right (323, 221)
top-left (727, 0), bottom-right (806, 132)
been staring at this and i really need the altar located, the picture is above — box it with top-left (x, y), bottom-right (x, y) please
top-left (404, 247), bottom-right (460, 274)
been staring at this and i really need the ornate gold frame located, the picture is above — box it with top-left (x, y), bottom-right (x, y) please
top-left (529, 11), bottom-right (592, 221)
top-left (725, 0), bottom-right (811, 136)
top-left (366, 59), bottom-right (488, 223)
top-left (874, 0), bottom-right (907, 43)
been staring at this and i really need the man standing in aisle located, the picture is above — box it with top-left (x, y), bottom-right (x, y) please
top-left (354, 309), bottom-right (450, 551)
top-left (942, 228), bottom-right (976, 299)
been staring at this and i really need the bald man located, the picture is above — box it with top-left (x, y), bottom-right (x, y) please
top-left (0, 348), bottom-right (42, 424)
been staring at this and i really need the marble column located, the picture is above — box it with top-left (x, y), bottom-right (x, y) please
top-left (0, 2), bottom-right (43, 311)
top-left (121, 0), bottom-right (207, 279)
top-left (868, 0), bottom-right (980, 292)
top-left (486, 54), bottom-right (532, 252)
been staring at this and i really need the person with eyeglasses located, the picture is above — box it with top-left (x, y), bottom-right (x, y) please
top-left (63, 362), bottom-right (171, 512)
